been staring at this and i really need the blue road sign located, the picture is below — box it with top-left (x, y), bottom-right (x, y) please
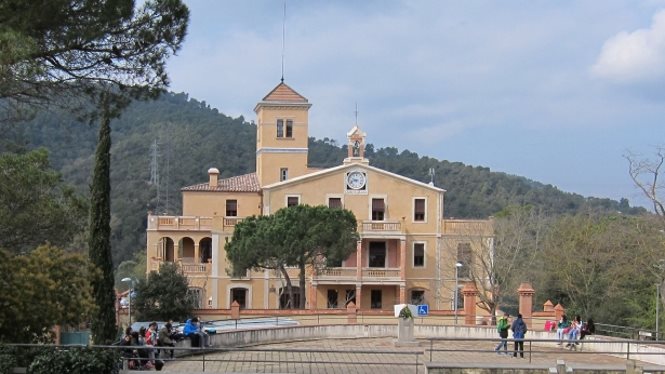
top-left (417, 304), bottom-right (429, 316)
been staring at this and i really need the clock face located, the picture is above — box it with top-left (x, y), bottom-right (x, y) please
top-left (346, 171), bottom-right (366, 190)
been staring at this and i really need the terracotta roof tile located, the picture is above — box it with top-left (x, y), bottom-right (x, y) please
top-left (181, 172), bottom-right (260, 192)
top-left (262, 82), bottom-right (308, 103)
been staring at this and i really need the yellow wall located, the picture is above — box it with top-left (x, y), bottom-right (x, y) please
top-left (182, 191), bottom-right (261, 217)
top-left (264, 166), bottom-right (442, 232)
top-left (256, 104), bottom-right (310, 186)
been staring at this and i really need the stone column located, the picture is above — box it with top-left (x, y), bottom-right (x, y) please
top-left (518, 282), bottom-right (535, 328)
top-left (194, 243), bottom-right (200, 263)
top-left (399, 239), bottom-right (406, 281)
top-left (462, 283), bottom-right (478, 325)
top-left (356, 240), bottom-right (362, 281)
top-left (355, 240), bottom-right (363, 311)
top-left (347, 301), bottom-right (358, 324)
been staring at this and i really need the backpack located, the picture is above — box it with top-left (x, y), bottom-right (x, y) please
top-left (496, 318), bottom-right (509, 333)
top-left (515, 319), bottom-right (527, 334)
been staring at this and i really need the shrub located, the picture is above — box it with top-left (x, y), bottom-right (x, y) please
top-left (28, 347), bottom-right (119, 374)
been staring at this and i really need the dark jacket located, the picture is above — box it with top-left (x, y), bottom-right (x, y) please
top-left (511, 317), bottom-right (528, 339)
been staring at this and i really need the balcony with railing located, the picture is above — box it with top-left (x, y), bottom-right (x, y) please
top-left (148, 215), bottom-right (245, 232)
top-left (362, 267), bottom-right (401, 281)
top-left (148, 257), bottom-right (212, 275)
top-left (442, 219), bottom-right (493, 236)
top-left (312, 267), bottom-right (402, 284)
top-left (359, 220), bottom-right (402, 235)
top-left (148, 215), bottom-right (213, 231)
top-left (314, 268), bottom-right (357, 282)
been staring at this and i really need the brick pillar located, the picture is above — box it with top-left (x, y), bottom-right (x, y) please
top-left (543, 300), bottom-right (554, 312)
top-left (399, 285), bottom-right (406, 305)
top-left (518, 282), bottom-right (535, 328)
top-left (462, 283), bottom-right (478, 325)
top-left (309, 283), bottom-right (318, 310)
top-left (554, 303), bottom-right (565, 321)
top-left (231, 300), bottom-right (240, 319)
top-left (347, 301), bottom-right (358, 324)
top-left (356, 285), bottom-right (362, 310)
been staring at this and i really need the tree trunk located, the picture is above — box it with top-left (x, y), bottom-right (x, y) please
top-left (280, 266), bottom-right (294, 309)
top-left (299, 261), bottom-right (306, 309)
top-left (88, 95), bottom-right (117, 344)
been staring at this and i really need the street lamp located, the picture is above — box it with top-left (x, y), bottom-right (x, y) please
top-left (454, 262), bottom-right (463, 326)
top-left (657, 283), bottom-right (661, 341)
top-left (121, 277), bottom-right (135, 328)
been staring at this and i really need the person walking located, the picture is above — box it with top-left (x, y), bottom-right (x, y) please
top-left (494, 312), bottom-right (510, 355)
top-left (511, 313), bottom-right (528, 358)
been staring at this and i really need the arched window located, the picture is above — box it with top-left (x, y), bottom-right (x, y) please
top-left (199, 237), bottom-right (212, 263)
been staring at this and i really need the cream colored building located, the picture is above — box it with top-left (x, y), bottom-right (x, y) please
top-left (146, 82), bottom-right (493, 312)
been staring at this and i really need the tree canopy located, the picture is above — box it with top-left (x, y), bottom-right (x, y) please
top-left (133, 262), bottom-right (194, 322)
top-left (0, 245), bottom-right (95, 343)
top-left (226, 205), bottom-right (359, 309)
top-left (0, 0), bottom-right (191, 344)
top-left (0, 149), bottom-right (87, 254)
top-left (0, 0), bottom-right (189, 120)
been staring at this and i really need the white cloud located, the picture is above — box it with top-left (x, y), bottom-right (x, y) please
top-left (592, 9), bottom-right (665, 83)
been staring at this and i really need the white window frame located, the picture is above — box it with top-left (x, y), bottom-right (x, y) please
top-left (226, 284), bottom-right (252, 309)
top-left (412, 241), bottom-right (426, 268)
top-left (412, 197), bottom-right (427, 223)
top-left (369, 195), bottom-right (387, 221)
top-left (280, 167), bottom-right (288, 181)
top-left (326, 194), bottom-right (344, 209)
top-left (285, 194), bottom-right (301, 207)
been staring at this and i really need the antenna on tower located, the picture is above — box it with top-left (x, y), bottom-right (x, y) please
top-left (149, 139), bottom-right (161, 211)
top-left (281, 0), bottom-right (286, 82)
top-left (354, 103), bottom-right (358, 126)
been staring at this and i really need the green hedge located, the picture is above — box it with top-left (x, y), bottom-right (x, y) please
top-left (27, 347), bottom-right (119, 374)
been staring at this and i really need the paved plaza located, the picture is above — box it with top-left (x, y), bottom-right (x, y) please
top-left (160, 337), bottom-right (654, 374)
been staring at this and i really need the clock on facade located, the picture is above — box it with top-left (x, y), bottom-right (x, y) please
top-left (346, 171), bottom-right (367, 190)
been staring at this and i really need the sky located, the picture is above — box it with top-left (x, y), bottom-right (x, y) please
top-left (167, 0), bottom-right (665, 209)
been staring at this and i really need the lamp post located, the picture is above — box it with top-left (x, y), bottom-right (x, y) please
top-left (121, 277), bottom-right (135, 328)
top-left (657, 283), bottom-right (661, 341)
top-left (454, 262), bottom-right (463, 325)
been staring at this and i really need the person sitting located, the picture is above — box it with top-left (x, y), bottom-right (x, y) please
top-left (132, 330), bottom-right (153, 370)
top-left (580, 318), bottom-right (595, 340)
top-left (184, 317), bottom-right (210, 347)
top-left (158, 322), bottom-right (176, 359)
top-left (566, 315), bottom-right (582, 349)
top-left (120, 327), bottom-right (138, 369)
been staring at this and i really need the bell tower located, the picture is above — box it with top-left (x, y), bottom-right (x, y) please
top-left (254, 82), bottom-right (312, 187)
top-left (344, 126), bottom-right (369, 165)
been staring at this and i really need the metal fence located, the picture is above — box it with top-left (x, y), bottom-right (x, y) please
top-left (6, 336), bottom-right (665, 373)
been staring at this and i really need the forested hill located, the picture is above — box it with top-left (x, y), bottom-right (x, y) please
top-left (2, 91), bottom-right (644, 264)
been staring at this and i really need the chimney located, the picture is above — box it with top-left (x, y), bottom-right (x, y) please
top-left (208, 167), bottom-right (220, 188)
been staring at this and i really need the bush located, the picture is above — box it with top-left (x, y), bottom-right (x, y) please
top-left (0, 346), bottom-right (18, 374)
top-left (28, 347), bottom-right (119, 374)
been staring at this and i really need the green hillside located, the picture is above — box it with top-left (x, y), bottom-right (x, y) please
top-left (0, 92), bottom-right (644, 264)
